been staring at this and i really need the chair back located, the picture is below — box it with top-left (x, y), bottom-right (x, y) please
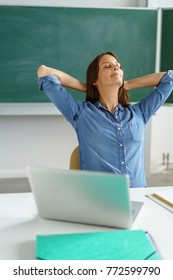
top-left (69, 146), bottom-right (80, 169)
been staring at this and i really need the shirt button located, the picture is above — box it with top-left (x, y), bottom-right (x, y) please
top-left (117, 127), bottom-right (121, 130)
top-left (121, 161), bottom-right (125, 165)
top-left (120, 143), bottom-right (123, 147)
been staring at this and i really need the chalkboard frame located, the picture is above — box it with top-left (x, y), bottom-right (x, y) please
top-left (161, 8), bottom-right (173, 104)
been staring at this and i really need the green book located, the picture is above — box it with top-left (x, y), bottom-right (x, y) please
top-left (36, 230), bottom-right (161, 260)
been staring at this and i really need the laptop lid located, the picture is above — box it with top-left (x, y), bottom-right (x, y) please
top-left (26, 166), bottom-right (133, 229)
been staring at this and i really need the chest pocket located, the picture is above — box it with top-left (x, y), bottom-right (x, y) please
top-left (128, 121), bottom-right (144, 142)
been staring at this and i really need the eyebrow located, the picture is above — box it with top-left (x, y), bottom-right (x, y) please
top-left (101, 61), bottom-right (119, 65)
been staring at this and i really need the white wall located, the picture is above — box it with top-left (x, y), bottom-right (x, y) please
top-left (147, 0), bottom-right (173, 7)
top-left (1, 0), bottom-right (172, 179)
top-left (0, 0), bottom-right (146, 8)
top-left (150, 105), bottom-right (173, 172)
top-left (0, 115), bottom-right (78, 177)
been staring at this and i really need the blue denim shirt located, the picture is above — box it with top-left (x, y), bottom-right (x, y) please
top-left (38, 71), bottom-right (173, 188)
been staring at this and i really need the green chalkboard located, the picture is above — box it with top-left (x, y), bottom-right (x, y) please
top-left (0, 6), bottom-right (157, 103)
top-left (161, 9), bottom-right (173, 103)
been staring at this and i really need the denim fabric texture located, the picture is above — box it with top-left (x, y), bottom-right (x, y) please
top-left (38, 70), bottom-right (173, 188)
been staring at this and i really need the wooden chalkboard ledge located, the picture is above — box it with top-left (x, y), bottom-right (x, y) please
top-left (0, 103), bottom-right (61, 116)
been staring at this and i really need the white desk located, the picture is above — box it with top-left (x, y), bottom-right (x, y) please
top-left (0, 186), bottom-right (173, 260)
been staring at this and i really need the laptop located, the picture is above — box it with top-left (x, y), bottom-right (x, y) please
top-left (26, 166), bottom-right (143, 229)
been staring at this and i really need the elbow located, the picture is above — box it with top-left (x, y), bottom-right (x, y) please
top-left (37, 65), bottom-right (46, 78)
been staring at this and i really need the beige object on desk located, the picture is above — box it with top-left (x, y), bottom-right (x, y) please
top-left (69, 146), bottom-right (80, 169)
top-left (147, 189), bottom-right (173, 212)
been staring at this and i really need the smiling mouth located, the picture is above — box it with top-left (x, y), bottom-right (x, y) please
top-left (111, 73), bottom-right (120, 77)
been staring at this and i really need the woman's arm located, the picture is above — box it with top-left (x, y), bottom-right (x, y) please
top-left (124, 72), bottom-right (166, 91)
top-left (37, 65), bottom-right (86, 92)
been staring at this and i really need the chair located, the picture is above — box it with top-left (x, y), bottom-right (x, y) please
top-left (69, 146), bottom-right (80, 169)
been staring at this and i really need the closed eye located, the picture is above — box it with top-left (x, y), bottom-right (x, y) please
top-left (104, 64), bottom-right (111, 68)
top-left (103, 62), bottom-right (122, 69)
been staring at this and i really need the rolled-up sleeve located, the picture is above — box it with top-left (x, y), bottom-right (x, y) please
top-left (38, 74), bottom-right (84, 126)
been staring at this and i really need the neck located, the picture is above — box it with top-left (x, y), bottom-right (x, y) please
top-left (99, 87), bottom-right (119, 113)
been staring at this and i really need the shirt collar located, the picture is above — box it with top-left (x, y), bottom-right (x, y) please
top-left (94, 101), bottom-right (124, 112)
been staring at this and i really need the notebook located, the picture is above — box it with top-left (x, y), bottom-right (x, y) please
top-left (36, 230), bottom-right (161, 260)
top-left (26, 166), bottom-right (143, 229)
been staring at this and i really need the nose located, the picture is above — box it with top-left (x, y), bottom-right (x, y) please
top-left (114, 63), bottom-right (120, 70)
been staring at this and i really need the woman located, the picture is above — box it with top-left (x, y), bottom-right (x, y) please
top-left (37, 51), bottom-right (173, 188)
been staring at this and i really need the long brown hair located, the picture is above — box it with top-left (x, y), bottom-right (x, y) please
top-left (86, 51), bottom-right (129, 107)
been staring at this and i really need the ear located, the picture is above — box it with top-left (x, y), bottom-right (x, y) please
top-left (92, 82), bottom-right (97, 86)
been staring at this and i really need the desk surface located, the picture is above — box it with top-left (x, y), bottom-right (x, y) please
top-left (0, 186), bottom-right (173, 260)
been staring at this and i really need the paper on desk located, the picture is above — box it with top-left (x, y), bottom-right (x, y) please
top-left (36, 230), bottom-right (161, 260)
top-left (146, 189), bottom-right (173, 213)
